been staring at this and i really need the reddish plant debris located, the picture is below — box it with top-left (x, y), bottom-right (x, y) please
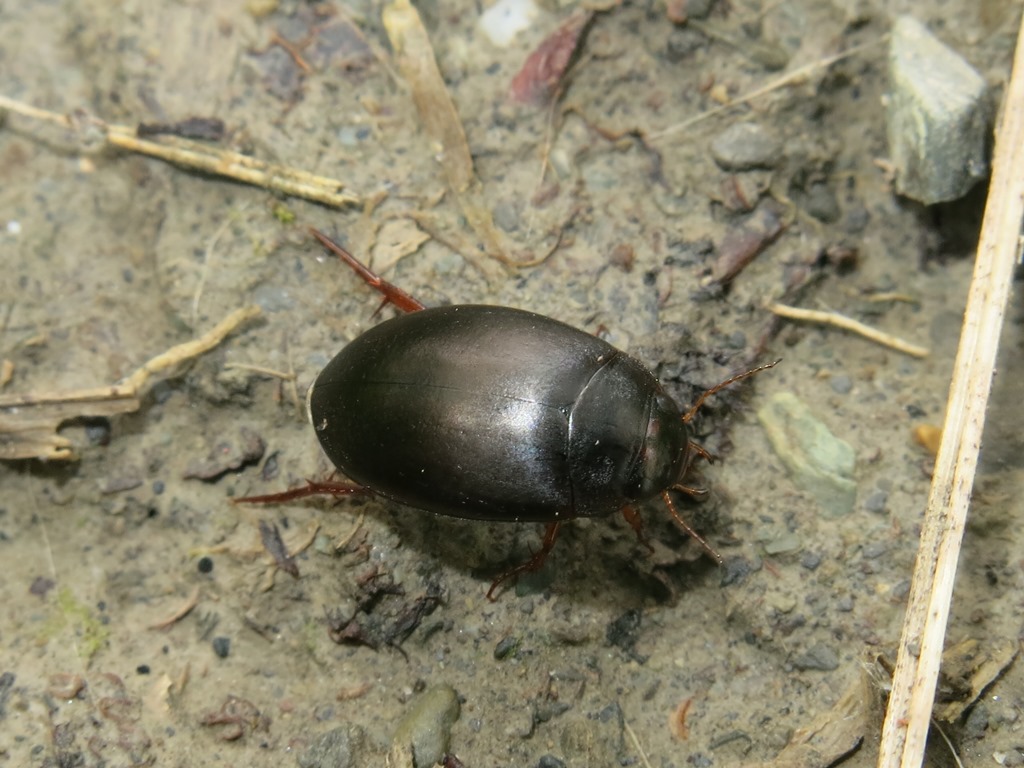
top-left (509, 10), bottom-right (595, 106)
top-left (711, 206), bottom-right (786, 285)
top-left (670, 697), bottom-right (693, 740)
top-left (200, 695), bottom-right (269, 741)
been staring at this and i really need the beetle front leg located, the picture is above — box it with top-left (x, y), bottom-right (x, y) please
top-left (310, 228), bottom-right (426, 313)
top-left (486, 521), bottom-right (563, 601)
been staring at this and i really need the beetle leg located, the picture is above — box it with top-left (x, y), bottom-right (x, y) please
top-left (620, 505), bottom-right (655, 553)
top-left (486, 521), bottom-right (562, 601)
top-left (310, 228), bottom-right (426, 313)
top-left (688, 442), bottom-right (716, 465)
top-left (234, 480), bottom-right (369, 504)
top-left (672, 483), bottom-right (709, 498)
top-left (661, 490), bottom-right (723, 565)
top-left (681, 359), bottom-right (781, 424)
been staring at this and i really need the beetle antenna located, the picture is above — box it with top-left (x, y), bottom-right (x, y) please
top-left (682, 359), bottom-right (781, 424)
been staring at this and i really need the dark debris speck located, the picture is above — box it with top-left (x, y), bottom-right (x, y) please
top-left (212, 637), bottom-right (231, 659)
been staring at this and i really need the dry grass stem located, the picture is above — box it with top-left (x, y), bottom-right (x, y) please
top-left (0, 94), bottom-right (360, 208)
top-left (768, 302), bottom-right (929, 358)
top-left (878, 10), bottom-right (1024, 768)
top-left (648, 39), bottom-right (885, 142)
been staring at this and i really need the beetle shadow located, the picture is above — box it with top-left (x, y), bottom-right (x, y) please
top-left (376, 496), bottom-right (725, 605)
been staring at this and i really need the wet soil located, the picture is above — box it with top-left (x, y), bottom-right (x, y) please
top-left (1, 1), bottom-right (1023, 766)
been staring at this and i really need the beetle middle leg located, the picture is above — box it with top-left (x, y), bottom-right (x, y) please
top-left (310, 228), bottom-right (426, 313)
top-left (661, 490), bottom-right (724, 565)
top-left (486, 521), bottom-right (562, 601)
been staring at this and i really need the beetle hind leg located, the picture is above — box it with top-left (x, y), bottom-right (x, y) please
top-left (486, 521), bottom-right (562, 601)
top-left (310, 228), bottom-right (426, 313)
top-left (234, 480), bottom-right (369, 504)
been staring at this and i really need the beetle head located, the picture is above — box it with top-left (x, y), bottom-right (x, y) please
top-left (632, 391), bottom-right (691, 502)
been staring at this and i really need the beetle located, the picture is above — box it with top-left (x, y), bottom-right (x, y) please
top-left (240, 228), bottom-right (777, 598)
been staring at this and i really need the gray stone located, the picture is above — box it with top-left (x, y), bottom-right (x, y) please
top-left (391, 685), bottom-right (461, 768)
top-left (887, 16), bottom-right (989, 204)
top-left (297, 725), bottom-right (368, 768)
top-left (791, 643), bottom-right (840, 671)
top-left (710, 122), bottom-right (782, 170)
top-left (757, 392), bottom-right (856, 517)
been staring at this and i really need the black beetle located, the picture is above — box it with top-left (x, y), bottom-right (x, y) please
top-left (240, 229), bottom-right (777, 598)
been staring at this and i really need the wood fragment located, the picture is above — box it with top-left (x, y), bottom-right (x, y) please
top-left (878, 11), bottom-right (1024, 768)
top-left (0, 94), bottom-right (359, 207)
top-left (0, 306), bottom-right (259, 461)
top-left (739, 671), bottom-right (871, 768)
top-left (768, 302), bottom-right (929, 358)
top-left (381, 0), bottom-right (510, 273)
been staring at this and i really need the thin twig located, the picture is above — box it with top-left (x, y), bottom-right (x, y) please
top-left (878, 10), bottom-right (1024, 768)
top-left (768, 302), bottom-right (929, 358)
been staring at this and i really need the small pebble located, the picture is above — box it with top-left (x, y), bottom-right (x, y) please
top-left (536, 756), bottom-right (566, 768)
top-left (665, 28), bottom-right (705, 62)
top-left (197, 556), bottom-right (214, 574)
top-left (800, 552), bottom-right (822, 571)
top-left (212, 636), bottom-right (231, 658)
top-left (710, 122), bottom-right (782, 171)
top-left (720, 556), bottom-right (758, 586)
top-left (862, 542), bottom-right (888, 559)
top-left (493, 636), bottom-right (520, 660)
top-left (84, 420), bottom-right (112, 446)
top-left (791, 643), bottom-right (840, 671)
top-left (492, 200), bottom-right (520, 233)
top-left (764, 531), bottom-right (801, 555)
top-left (863, 489), bottom-right (889, 514)
top-left (297, 724), bottom-right (368, 768)
top-left (804, 182), bottom-right (840, 223)
top-left (829, 374), bottom-right (853, 395)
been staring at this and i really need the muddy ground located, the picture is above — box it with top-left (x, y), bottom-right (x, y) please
top-left (1, 0), bottom-right (1023, 766)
